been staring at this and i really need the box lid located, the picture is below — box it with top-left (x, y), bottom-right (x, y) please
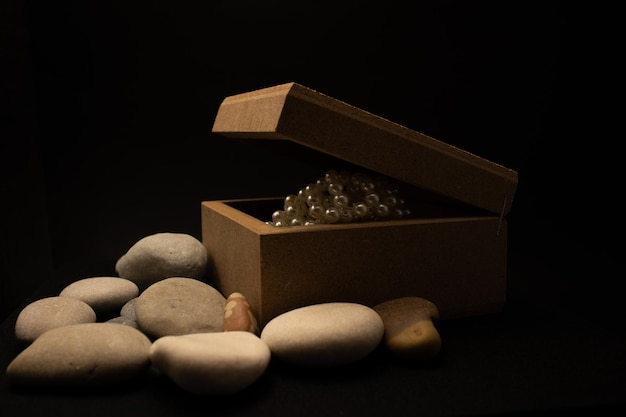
top-left (212, 82), bottom-right (518, 216)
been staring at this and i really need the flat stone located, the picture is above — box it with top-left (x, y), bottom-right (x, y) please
top-left (59, 277), bottom-right (139, 317)
top-left (15, 297), bottom-right (97, 344)
top-left (135, 277), bottom-right (225, 338)
top-left (260, 302), bottom-right (384, 367)
top-left (150, 331), bottom-right (271, 395)
top-left (223, 292), bottom-right (259, 335)
top-left (373, 296), bottom-right (442, 360)
top-left (115, 233), bottom-right (208, 290)
top-left (7, 323), bottom-right (152, 386)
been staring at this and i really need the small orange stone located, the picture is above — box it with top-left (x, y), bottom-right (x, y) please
top-left (223, 292), bottom-right (259, 335)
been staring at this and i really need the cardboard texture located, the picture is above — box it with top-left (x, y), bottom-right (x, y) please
top-left (204, 82), bottom-right (518, 326)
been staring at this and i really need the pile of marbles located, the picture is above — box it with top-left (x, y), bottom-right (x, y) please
top-left (6, 232), bottom-right (442, 396)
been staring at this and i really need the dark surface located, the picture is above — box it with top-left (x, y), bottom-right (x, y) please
top-left (2, 1), bottom-right (624, 415)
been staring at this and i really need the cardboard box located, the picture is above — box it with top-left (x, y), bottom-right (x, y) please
top-left (203, 82), bottom-right (518, 326)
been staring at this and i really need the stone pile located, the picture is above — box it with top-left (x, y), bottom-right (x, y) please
top-left (7, 232), bottom-right (442, 395)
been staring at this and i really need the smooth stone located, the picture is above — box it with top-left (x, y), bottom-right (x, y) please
top-left (150, 331), bottom-right (271, 395)
top-left (59, 277), bottom-right (139, 317)
top-left (260, 302), bottom-right (384, 367)
top-left (115, 232), bottom-right (208, 290)
top-left (223, 292), bottom-right (259, 335)
top-left (373, 296), bottom-right (442, 360)
top-left (14, 297), bottom-right (97, 344)
top-left (135, 277), bottom-right (226, 338)
top-left (7, 323), bottom-right (152, 386)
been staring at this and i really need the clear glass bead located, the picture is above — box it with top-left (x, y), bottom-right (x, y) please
top-left (306, 193), bottom-right (322, 206)
top-left (361, 182), bottom-right (376, 194)
top-left (327, 182), bottom-right (343, 196)
top-left (285, 205), bottom-right (297, 218)
top-left (270, 169), bottom-right (409, 227)
top-left (272, 210), bottom-right (284, 223)
top-left (364, 193), bottom-right (380, 207)
top-left (333, 193), bottom-right (349, 208)
top-left (375, 203), bottom-right (389, 217)
top-left (308, 204), bottom-right (325, 219)
top-left (324, 207), bottom-right (340, 223)
top-left (354, 202), bottom-right (368, 218)
top-left (325, 170), bottom-right (340, 184)
top-left (383, 196), bottom-right (397, 209)
top-left (339, 209), bottom-right (353, 223)
top-left (285, 194), bottom-right (298, 207)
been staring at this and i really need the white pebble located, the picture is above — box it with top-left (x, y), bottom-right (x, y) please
top-left (150, 331), bottom-right (271, 395)
top-left (261, 302), bottom-right (384, 367)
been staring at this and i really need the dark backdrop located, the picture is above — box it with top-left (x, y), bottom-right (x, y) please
top-left (2, 0), bottom-right (621, 378)
top-left (2, 1), bottom-right (624, 415)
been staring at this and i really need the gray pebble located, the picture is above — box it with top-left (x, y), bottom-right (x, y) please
top-left (59, 277), bottom-right (139, 317)
top-left (15, 297), bottom-right (97, 344)
top-left (7, 323), bottom-right (152, 386)
top-left (120, 297), bottom-right (138, 318)
top-left (260, 302), bottom-right (384, 367)
top-left (150, 331), bottom-right (271, 395)
top-left (106, 315), bottom-right (139, 329)
top-left (135, 277), bottom-right (225, 338)
top-left (115, 233), bottom-right (208, 290)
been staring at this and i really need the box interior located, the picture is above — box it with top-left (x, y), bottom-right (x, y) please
top-left (225, 195), bottom-right (491, 226)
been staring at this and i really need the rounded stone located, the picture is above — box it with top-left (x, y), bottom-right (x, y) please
top-left (135, 277), bottom-right (226, 338)
top-left (7, 323), bottom-right (152, 386)
top-left (59, 277), bottom-right (139, 317)
top-left (14, 297), bottom-right (97, 344)
top-left (150, 331), bottom-right (271, 395)
top-left (260, 302), bottom-right (384, 367)
top-left (223, 292), bottom-right (259, 335)
top-left (115, 232), bottom-right (208, 290)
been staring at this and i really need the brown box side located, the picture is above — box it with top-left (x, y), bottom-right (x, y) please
top-left (201, 201), bottom-right (263, 319)
top-left (202, 199), bottom-right (507, 327)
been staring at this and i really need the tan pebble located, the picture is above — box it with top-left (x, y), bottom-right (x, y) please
top-left (15, 297), bottom-right (97, 344)
top-left (223, 292), bottom-right (259, 335)
top-left (7, 323), bottom-right (152, 386)
top-left (135, 277), bottom-right (225, 338)
top-left (373, 296), bottom-right (442, 360)
top-left (60, 276), bottom-right (139, 317)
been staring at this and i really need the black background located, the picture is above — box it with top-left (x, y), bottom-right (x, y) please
top-left (2, 1), bottom-right (624, 416)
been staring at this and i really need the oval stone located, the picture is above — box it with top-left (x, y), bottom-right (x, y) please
top-left (115, 233), bottom-right (208, 290)
top-left (135, 277), bottom-right (225, 338)
top-left (59, 277), bottom-right (139, 317)
top-left (14, 296), bottom-right (97, 344)
top-left (223, 292), bottom-right (259, 335)
top-left (150, 331), bottom-right (271, 395)
top-left (260, 302), bottom-right (384, 367)
top-left (7, 323), bottom-right (152, 386)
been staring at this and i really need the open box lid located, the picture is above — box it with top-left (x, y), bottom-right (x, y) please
top-left (212, 82), bottom-right (518, 216)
